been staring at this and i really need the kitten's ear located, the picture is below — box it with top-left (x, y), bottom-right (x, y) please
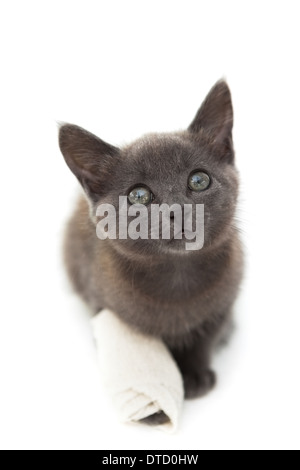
top-left (188, 80), bottom-right (233, 148)
top-left (59, 124), bottom-right (120, 201)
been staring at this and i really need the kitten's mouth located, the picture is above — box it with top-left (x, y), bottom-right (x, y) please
top-left (171, 228), bottom-right (193, 240)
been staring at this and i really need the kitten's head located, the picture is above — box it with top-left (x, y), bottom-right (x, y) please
top-left (59, 80), bottom-right (239, 257)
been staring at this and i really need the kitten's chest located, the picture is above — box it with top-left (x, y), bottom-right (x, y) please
top-left (130, 260), bottom-right (217, 300)
top-left (101, 259), bottom-right (228, 337)
top-left (98, 245), bottom-right (240, 339)
top-left (105, 271), bottom-right (225, 339)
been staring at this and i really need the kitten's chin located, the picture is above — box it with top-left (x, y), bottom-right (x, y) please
top-left (108, 238), bottom-right (199, 261)
top-left (163, 238), bottom-right (201, 255)
top-left (165, 246), bottom-right (194, 255)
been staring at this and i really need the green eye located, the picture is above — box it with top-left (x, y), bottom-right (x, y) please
top-left (128, 186), bottom-right (153, 205)
top-left (188, 171), bottom-right (211, 192)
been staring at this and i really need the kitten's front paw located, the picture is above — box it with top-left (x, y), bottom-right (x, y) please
top-left (140, 411), bottom-right (170, 426)
top-left (183, 369), bottom-right (216, 399)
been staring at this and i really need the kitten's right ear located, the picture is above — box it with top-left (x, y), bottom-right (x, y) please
top-left (188, 80), bottom-right (233, 155)
top-left (59, 124), bottom-right (120, 201)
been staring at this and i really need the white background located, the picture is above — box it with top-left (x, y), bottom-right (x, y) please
top-left (0, 0), bottom-right (299, 450)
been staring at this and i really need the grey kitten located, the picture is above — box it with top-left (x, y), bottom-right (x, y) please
top-left (59, 80), bottom-right (243, 413)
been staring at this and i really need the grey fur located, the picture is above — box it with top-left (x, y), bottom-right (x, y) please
top-left (59, 80), bottom-right (244, 399)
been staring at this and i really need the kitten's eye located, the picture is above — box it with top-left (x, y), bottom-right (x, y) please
top-left (188, 171), bottom-right (211, 192)
top-left (128, 186), bottom-right (153, 205)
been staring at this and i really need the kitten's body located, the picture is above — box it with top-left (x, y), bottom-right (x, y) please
top-left (65, 194), bottom-right (242, 349)
top-left (60, 81), bottom-right (244, 400)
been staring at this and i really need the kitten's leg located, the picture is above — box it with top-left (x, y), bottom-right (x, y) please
top-left (171, 336), bottom-right (216, 399)
top-left (170, 311), bottom-right (234, 399)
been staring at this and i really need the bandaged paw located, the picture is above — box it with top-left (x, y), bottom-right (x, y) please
top-left (91, 309), bottom-right (184, 432)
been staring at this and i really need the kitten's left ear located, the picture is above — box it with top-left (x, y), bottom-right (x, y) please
top-left (188, 80), bottom-right (233, 149)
